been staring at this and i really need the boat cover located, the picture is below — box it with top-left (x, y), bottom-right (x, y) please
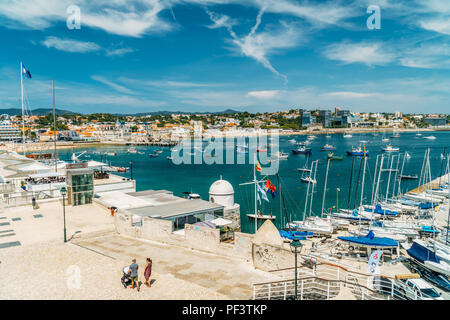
top-left (338, 230), bottom-right (398, 247)
top-left (407, 241), bottom-right (440, 264)
top-left (364, 204), bottom-right (398, 216)
top-left (279, 230), bottom-right (313, 240)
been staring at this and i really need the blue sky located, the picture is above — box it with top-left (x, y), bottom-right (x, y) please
top-left (0, 0), bottom-right (449, 114)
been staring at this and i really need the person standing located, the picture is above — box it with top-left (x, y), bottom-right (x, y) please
top-left (144, 258), bottom-right (152, 287)
top-left (128, 258), bottom-right (140, 292)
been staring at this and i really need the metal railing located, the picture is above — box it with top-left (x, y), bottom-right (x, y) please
top-left (254, 262), bottom-right (431, 300)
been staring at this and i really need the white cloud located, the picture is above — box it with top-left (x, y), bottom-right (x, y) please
top-left (323, 42), bottom-right (396, 66)
top-left (105, 47), bottom-right (135, 56)
top-left (420, 19), bottom-right (450, 35)
top-left (0, 0), bottom-right (172, 37)
top-left (247, 90), bottom-right (279, 99)
top-left (207, 9), bottom-right (304, 82)
top-left (91, 75), bottom-right (136, 95)
top-left (42, 36), bottom-right (102, 53)
top-left (323, 91), bottom-right (376, 99)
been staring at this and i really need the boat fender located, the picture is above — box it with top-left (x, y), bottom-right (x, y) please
top-left (336, 252), bottom-right (343, 259)
top-left (348, 246), bottom-right (355, 252)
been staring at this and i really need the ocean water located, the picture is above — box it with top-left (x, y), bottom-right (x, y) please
top-left (57, 131), bottom-right (450, 234)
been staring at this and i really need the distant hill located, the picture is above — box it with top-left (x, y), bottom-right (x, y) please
top-left (0, 108), bottom-right (244, 117)
top-left (121, 109), bottom-right (244, 116)
top-left (0, 108), bottom-right (75, 116)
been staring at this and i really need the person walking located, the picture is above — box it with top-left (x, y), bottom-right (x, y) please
top-left (144, 258), bottom-right (152, 287)
top-left (128, 258), bottom-right (140, 292)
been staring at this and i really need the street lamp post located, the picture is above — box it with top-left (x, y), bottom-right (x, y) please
top-left (61, 186), bottom-right (67, 243)
top-left (289, 237), bottom-right (303, 300)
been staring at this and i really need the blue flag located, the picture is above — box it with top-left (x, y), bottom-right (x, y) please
top-left (22, 65), bottom-right (32, 79)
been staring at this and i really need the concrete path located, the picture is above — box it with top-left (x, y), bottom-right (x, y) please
top-left (73, 233), bottom-right (278, 299)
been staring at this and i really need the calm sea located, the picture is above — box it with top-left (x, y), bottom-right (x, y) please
top-left (57, 131), bottom-right (450, 233)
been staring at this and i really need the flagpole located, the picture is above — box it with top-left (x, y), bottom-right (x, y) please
top-left (20, 61), bottom-right (25, 156)
top-left (254, 153), bottom-right (257, 234)
top-left (53, 79), bottom-right (57, 172)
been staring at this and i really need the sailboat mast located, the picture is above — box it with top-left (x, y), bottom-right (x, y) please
top-left (371, 154), bottom-right (379, 206)
top-left (358, 150), bottom-right (368, 231)
top-left (53, 79), bottom-right (57, 172)
top-left (20, 62), bottom-right (25, 156)
top-left (321, 158), bottom-right (330, 218)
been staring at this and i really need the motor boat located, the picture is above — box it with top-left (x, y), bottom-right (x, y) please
top-left (292, 146), bottom-right (312, 155)
top-left (300, 176), bottom-right (316, 184)
top-left (346, 146), bottom-right (369, 156)
top-left (272, 151), bottom-right (289, 159)
top-left (423, 136), bottom-right (436, 140)
top-left (127, 148), bottom-right (138, 153)
top-left (407, 240), bottom-right (450, 276)
top-left (382, 144), bottom-right (400, 152)
top-left (343, 133), bottom-right (352, 138)
top-left (321, 144), bottom-right (336, 151)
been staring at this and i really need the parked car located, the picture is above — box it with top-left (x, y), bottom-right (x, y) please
top-left (401, 278), bottom-right (443, 300)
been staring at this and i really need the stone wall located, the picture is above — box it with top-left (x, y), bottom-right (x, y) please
top-left (114, 210), bottom-right (253, 262)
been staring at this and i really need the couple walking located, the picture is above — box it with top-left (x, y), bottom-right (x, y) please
top-left (128, 258), bottom-right (152, 291)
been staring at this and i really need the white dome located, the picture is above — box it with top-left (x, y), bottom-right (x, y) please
top-left (209, 179), bottom-right (234, 196)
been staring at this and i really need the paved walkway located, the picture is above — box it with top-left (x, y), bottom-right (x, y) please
top-left (73, 233), bottom-right (278, 299)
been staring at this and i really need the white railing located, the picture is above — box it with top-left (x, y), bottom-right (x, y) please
top-left (255, 263), bottom-right (429, 300)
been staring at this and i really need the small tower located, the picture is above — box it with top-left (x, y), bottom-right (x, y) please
top-left (209, 176), bottom-right (240, 228)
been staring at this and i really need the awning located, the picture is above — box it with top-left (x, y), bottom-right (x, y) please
top-left (29, 172), bottom-right (65, 179)
top-left (209, 217), bottom-right (233, 226)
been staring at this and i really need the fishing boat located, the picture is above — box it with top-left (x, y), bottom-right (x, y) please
top-left (407, 240), bottom-right (450, 276)
top-left (346, 146), bottom-right (369, 157)
top-left (321, 144), bottom-right (336, 151)
top-left (126, 148), bottom-right (138, 153)
top-left (292, 146), bottom-right (312, 155)
top-left (423, 135), bottom-right (436, 140)
top-left (327, 153), bottom-right (343, 160)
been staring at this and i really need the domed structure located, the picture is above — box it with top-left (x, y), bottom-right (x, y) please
top-left (209, 177), bottom-right (240, 226)
top-left (209, 179), bottom-right (234, 196)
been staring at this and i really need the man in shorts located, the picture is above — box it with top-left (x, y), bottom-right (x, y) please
top-left (128, 259), bottom-right (140, 291)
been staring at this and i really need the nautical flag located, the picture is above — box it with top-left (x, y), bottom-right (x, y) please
top-left (265, 178), bottom-right (277, 198)
top-left (22, 65), bottom-right (32, 79)
top-left (257, 183), bottom-right (269, 202)
top-left (255, 159), bottom-right (262, 172)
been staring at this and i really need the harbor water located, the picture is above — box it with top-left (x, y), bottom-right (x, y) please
top-left (56, 131), bottom-right (450, 234)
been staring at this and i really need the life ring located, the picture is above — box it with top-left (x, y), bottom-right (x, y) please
top-left (348, 246), bottom-right (355, 252)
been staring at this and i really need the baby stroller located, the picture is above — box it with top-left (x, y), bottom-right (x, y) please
top-left (121, 266), bottom-right (132, 288)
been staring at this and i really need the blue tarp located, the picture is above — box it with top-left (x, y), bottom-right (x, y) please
top-left (279, 230), bottom-right (313, 240)
top-left (364, 204), bottom-right (398, 216)
top-left (407, 241), bottom-right (440, 264)
top-left (338, 230), bottom-right (399, 247)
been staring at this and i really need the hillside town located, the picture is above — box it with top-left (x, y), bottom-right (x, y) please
top-left (0, 108), bottom-right (449, 146)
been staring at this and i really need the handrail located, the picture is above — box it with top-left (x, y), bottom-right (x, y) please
top-left (253, 277), bottom-right (388, 299)
top-left (269, 261), bottom-right (396, 280)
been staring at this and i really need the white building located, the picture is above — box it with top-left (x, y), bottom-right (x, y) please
top-left (209, 178), bottom-right (240, 228)
top-left (0, 120), bottom-right (21, 141)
